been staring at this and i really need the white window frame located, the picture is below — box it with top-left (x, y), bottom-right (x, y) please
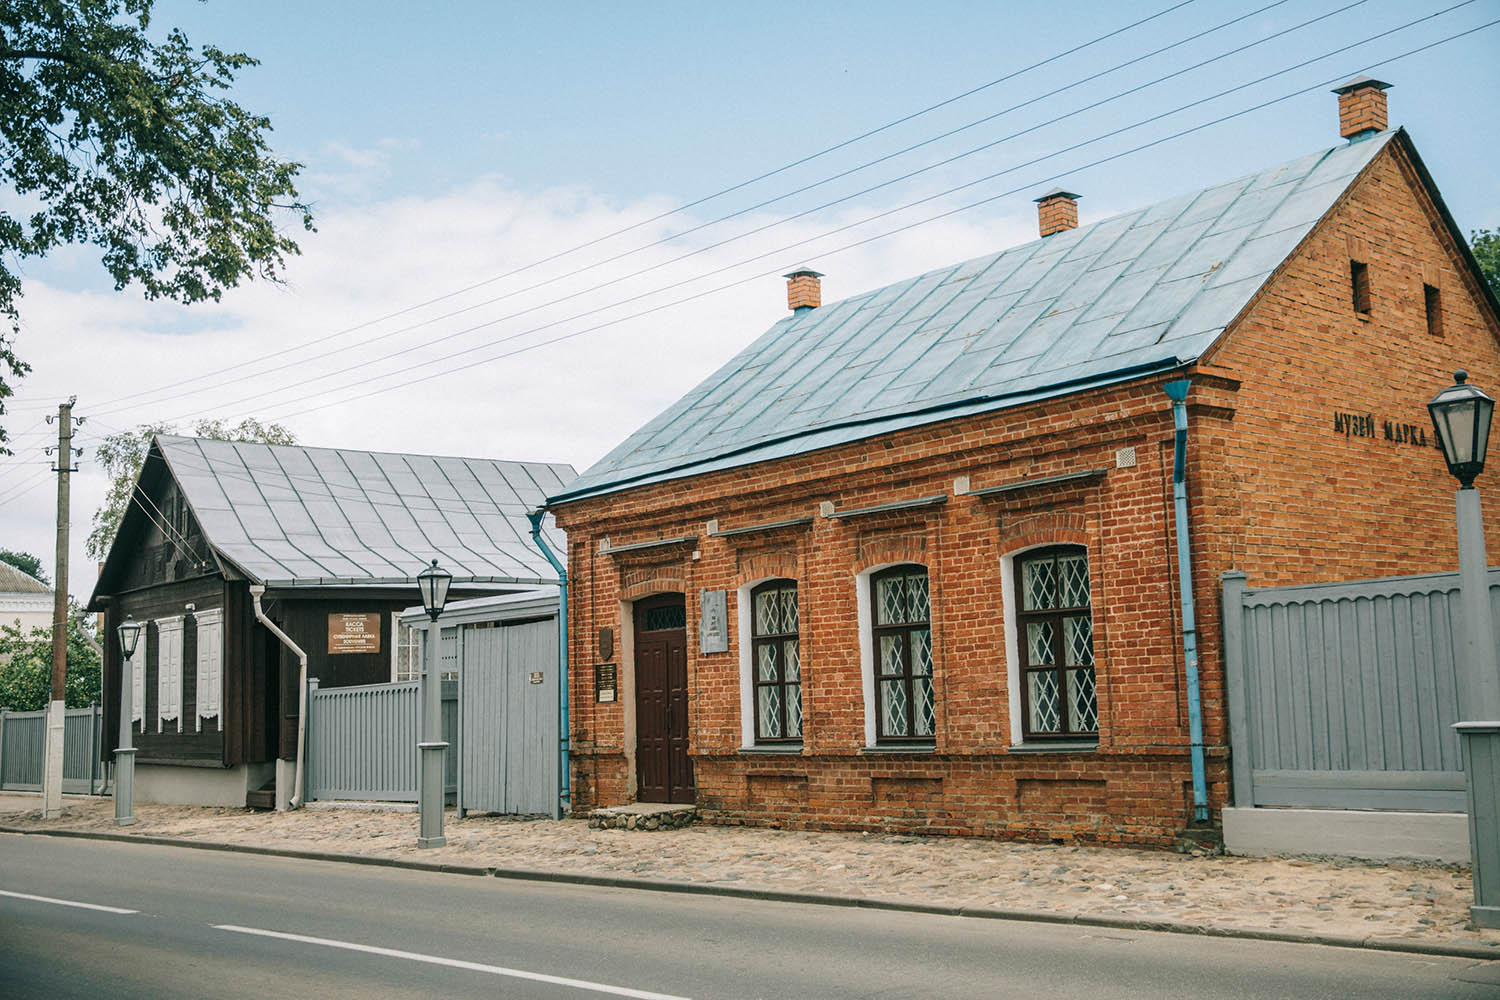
top-left (194, 608), bottom-right (224, 731)
top-left (391, 613), bottom-right (422, 683)
top-left (737, 575), bottom-right (806, 749)
top-left (156, 615), bottom-right (185, 733)
top-left (856, 561), bottom-right (922, 748)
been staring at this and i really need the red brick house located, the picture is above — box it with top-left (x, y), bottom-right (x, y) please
top-left (546, 81), bottom-right (1500, 846)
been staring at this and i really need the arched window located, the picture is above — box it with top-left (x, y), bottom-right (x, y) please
top-left (751, 580), bottom-right (801, 742)
top-left (1016, 546), bottom-right (1096, 739)
top-left (871, 565), bottom-right (933, 742)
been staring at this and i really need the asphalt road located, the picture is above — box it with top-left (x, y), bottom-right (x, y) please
top-left (1, 833), bottom-right (1498, 999)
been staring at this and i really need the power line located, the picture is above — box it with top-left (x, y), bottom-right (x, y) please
top-left (172, 7), bottom-right (1488, 426)
top-left (25, 1), bottom-right (1201, 416)
top-left (245, 17), bottom-right (1500, 425)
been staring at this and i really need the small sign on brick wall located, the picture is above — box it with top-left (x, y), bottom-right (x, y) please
top-left (596, 662), bottom-right (617, 702)
top-left (700, 588), bottom-right (728, 654)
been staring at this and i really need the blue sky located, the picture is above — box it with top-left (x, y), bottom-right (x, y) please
top-left (3, 0), bottom-right (1498, 596)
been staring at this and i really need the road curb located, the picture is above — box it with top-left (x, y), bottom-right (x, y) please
top-left (5, 824), bottom-right (1499, 962)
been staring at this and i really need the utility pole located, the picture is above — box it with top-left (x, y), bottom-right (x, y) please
top-left (42, 397), bottom-right (80, 819)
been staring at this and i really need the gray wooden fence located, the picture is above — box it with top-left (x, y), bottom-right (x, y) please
top-left (459, 619), bottom-right (558, 816)
top-left (1220, 569), bottom-right (1496, 813)
top-left (304, 680), bottom-right (456, 802)
top-left (0, 704), bottom-right (104, 794)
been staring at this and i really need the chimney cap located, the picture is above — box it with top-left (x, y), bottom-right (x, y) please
top-left (783, 267), bottom-right (824, 279)
top-left (1331, 76), bottom-right (1392, 95)
top-left (1033, 188), bottom-right (1082, 203)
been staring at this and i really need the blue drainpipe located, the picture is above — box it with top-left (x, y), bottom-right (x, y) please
top-left (1164, 379), bottom-right (1209, 824)
top-left (527, 509), bottom-right (570, 819)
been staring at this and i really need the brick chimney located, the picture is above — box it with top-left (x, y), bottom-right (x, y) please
top-left (1034, 188), bottom-right (1080, 238)
top-left (784, 268), bottom-right (823, 312)
top-left (1331, 77), bottom-right (1391, 140)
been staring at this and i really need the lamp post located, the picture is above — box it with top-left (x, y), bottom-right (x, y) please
top-left (416, 559), bottom-right (452, 848)
top-left (114, 615), bottom-right (144, 827)
top-left (1428, 370), bottom-right (1500, 928)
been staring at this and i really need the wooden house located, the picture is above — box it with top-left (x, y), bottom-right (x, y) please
top-left (87, 434), bottom-right (573, 808)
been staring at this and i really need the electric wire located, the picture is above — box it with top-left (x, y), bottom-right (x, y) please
top-left (244, 18), bottom-right (1500, 426)
top-left (177, 10), bottom-right (1493, 426)
top-left (27, 1), bottom-right (1199, 416)
top-left (88, 0), bottom-right (1308, 419)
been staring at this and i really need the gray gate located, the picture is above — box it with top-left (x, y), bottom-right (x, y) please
top-left (0, 704), bottom-right (104, 794)
top-left (459, 619), bottom-right (559, 817)
top-left (1220, 569), bottom-right (1495, 813)
top-left (305, 679), bottom-right (456, 802)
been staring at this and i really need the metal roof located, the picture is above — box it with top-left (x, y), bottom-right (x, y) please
top-left (154, 436), bottom-right (576, 588)
top-left (556, 132), bottom-right (1395, 504)
top-left (0, 561), bottom-right (51, 594)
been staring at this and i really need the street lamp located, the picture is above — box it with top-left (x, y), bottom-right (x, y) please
top-left (416, 559), bottom-right (452, 848)
top-left (1428, 370), bottom-right (1500, 928)
top-left (114, 615), bottom-right (144, 827)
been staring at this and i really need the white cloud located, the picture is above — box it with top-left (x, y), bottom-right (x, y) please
top-left (1, 170), bottom-right (1032, 599)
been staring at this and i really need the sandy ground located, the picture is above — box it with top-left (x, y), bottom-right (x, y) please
top-left (3, 793), bottom-right (1498, 952)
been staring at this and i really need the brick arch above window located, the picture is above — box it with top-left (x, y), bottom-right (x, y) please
top-left (733, 550), bottom-right (799, 590)
top-left (620, 566), bottom-right (688, 602)
top-left (999, 511), bottom-right (1088, 556)
top-left (853, 531), bottom-right (929, 577)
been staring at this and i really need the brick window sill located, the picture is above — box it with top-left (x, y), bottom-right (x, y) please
top-left (738, 744), bottom-right (803, 755)
top-left (860, 743), bottom-right (937, 755)
top-left (1007, 741), bottom-right (1098, 754)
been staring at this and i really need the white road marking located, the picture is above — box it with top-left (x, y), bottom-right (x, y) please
top-left (213, 924), bottom-right (692, 999)
top-left (0, 888), bottom-right (137, 914)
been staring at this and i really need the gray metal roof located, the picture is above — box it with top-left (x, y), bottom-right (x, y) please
top-left (556, 132), bottom-right (1395, 504)
top-left (155, 436), bottom-right (576, 588)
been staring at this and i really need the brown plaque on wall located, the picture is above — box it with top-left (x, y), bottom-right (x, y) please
top-left (328, 613), bottom-right (381, 655)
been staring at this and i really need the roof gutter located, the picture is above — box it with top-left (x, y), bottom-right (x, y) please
top-left (1165, 379), bottom-right (1209, 825)
top-left (549, 356), bottom-right (1184, 506)
top-left (526, 510), bottom-right (570, 820)
top-left (250, 585), bottom-right (307, 811)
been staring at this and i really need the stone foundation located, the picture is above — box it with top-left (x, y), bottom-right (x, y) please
top-left (589, 802), bottom-right (697, 831)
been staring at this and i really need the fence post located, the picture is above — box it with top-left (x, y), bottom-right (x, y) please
top-left (304, 678), bottom-right (319, 803)
top-left (1220, 571), bottom-right (1254, 808)
top-left (88, 701), bottom-right (98, 795)
top-left (0, 708), bottom-right (7, 791)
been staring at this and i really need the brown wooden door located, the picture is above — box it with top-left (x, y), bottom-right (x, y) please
top-left (634, 595), bottom-right (693, 804)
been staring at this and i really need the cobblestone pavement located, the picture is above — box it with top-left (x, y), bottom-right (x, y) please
top-left (4, 794), bottom-right (1498, 953)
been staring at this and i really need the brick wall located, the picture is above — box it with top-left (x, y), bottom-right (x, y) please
top-left (553, 135), bottom-right (1500, 847)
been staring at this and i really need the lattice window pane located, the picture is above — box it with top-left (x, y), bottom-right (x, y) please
top-left (781, 589), bottom-right (799, 633)
top-left (914, 676), bottom-right (935, 737)
top-left (787, 684), bottom-right (803, 738)
top-left (758, 643), bottom-right (779, 682)
top-left (1068, 668), bottom-right (1098, 733)
top-left (1064, 615), bottom-right (1093, 667)
top-left (758, 686), bottom-right (783, 739)
top-left (754, 590), bottom-right (777, 635)
top-left (784, 639), bottom-right (800, 682)
top-left (879, 634), bottom-right (905, 676)
top-left (1028, 670), bottom-right (1061, 733)
top-left (1059, 553), bottom-right (1090, 609)
top-left (912, 629), bottom-right (932, 676)
top-left (643, 605), bottom-right (686, 631)
top-left (1024, 558), bottom-right (1058, 611)
top-left (909, 573), bottom-right (930, 621)
top-left (1026, 621), bottom-right (1055, 666)
top-left (881, 679), bottom-right (909, 736)
top-left (876, 575), bottom-right (908, 625)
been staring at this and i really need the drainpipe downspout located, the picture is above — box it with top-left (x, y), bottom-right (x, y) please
top-left (527, 509), bottom-right (570, 819)
top-left (250, 585), bottom-right (308, 810)
top-left (1164, 379), bottom-right (1209, 824)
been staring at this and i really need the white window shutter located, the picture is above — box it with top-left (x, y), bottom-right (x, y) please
top-left (195, 609), bottom-right (223, 731)
top-left (156, 616), bottom-right (184, 733)
top-left (129, 643), bottom-right (145, 727)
